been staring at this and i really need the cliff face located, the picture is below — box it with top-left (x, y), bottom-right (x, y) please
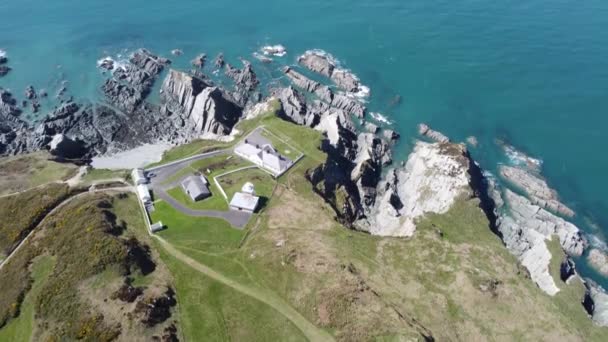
top-left (356, 141), bottom-right (473, 236)
top-left (160, 70), bottom-right (242, 136)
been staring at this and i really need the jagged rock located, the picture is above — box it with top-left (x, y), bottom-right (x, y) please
top-left (39, 89), bottom-right (48, 98)
top-left (130, 49), bottom-right (170, 75)
top-left (191, 53), bottom-right (206, 68)
top-left (102, 78), bottom-right (144, 113)
top-left (24, 85), bottom-right (36, 100)
top-left (492, 188), bottom-right (586, 295)
top-left (330, 93), bottom-right (366, 118)
top-left (225, 60), bottom-right (259, 92)
top-left (499, 165), bottom-right (575, 218)
top-left (560, 257), bottom-right (577, 283)
top-left (364, 122), bottom-right (379, 133)
top-left (171, 49), bottom-right (183, 56)
top-left (356, 141), bottom-right (472, 237)
top-left (585, 282), bottom-right (608, 327)
top-left (283, 67), bottom-right (321, 93)
top-left (298, 51), bottom-right (335, 77)
top-left (383, 129), bottom-right (400, 141)
top-left (331, 69), bottom-right (360, 92)
top-left (97, 57), bottom-right (115, 71)
top-left (161, 69), bottom-right (242, 136)
top-left (48, 134), bottom-right (87, 159)
top-left (351, 133), bottom-right (392, 206)
top-left (214, 53), bottom-right (225, 68)
top-left (0, 56), bottom-right (6, 64)
top-left (418, 123), bottom-right (449, 143)
top-left (315, 110), bottom-right (356, 147)
top-left (588, 249), bottom-right (608, 277)
top-left (276, 86), bottom-right (318, 127)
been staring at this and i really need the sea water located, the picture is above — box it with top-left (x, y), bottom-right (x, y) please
top-left (1, 0), bottom-right (608, 285)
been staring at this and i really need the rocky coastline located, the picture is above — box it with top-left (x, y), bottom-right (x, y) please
top-left (1, 46), bottom-right (608, 327)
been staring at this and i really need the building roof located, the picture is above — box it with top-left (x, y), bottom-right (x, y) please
top-left (137, 184), bottom-right (151, 200)
top-left (262, 151), bottom-right (282, 171)
top-left (230, 192), bottom-right (260, 211)
top-left (132, 168), bottom-right (147, 184)
top-left (181, 175), bottom-right (210, 199)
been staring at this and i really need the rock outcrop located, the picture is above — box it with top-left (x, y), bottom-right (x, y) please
top-left (275, 86), bottom-right (319, 127)
top-left (499, 165), bottom-right (575, 218)
top-left (588, 249), bottom-right (608, 277)
top-left (418, 123), bottom-right (450, 143)
top-left (298, 51), bottom-right (335, 77)
top-left (356, 141), bottom-right (473, 237)
top-left (160, 69), bottom-right (243, 136)
top-left (491, 187), bottom-right (586, 295)
top-left (585, 282), bottom-right (608, 327)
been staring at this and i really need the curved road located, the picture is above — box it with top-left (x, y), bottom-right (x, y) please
top-left (146, 150), bottom-right (252, 228)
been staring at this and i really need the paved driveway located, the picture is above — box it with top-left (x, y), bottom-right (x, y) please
top-left (145, 150), bottom-right (252, 229)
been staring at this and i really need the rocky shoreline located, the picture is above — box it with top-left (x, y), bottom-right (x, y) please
top-left (1, 46), bottom-right (608, 326)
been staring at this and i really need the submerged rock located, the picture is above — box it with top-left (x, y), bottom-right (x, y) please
top-left (588, 249), bottom-right (608, 277)
top-left (499, 165), bottom-right (575, 218)
top-left (418, 123), bottom-right (450, 143)
top-left (356, 141), bottom-right (473, 237)
top-left (331, 69), bottom-right (360, 92)
top-left (298, 51), bottom-right (335, 77)
top-left (0, 65), bottom-right (10, 77)
top-left (214, 53), bottom-right (225, 68)
top-left (191, 53), bottom-right (207, 68)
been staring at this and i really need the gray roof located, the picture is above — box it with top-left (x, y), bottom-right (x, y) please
top-left (230, 192), bottom-right (260, 211)
top-left (181, 175), bottom-right (210, 199)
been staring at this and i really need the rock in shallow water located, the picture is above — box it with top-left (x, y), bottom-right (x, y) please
top-left (588, 249), bottom-right (608, 277)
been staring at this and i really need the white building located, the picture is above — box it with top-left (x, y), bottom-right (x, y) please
top-left (131, 168), bottom-right (147, 185)
top-left (150, 221), bottom-right (164, 233)
top-left (137, 184), bottom-right (152, 204)
top-left (234, 142), bottom-right (290, 176)
top-left (229, 192), bottom-right (260, 213)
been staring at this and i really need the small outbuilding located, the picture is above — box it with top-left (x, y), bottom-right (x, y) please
top-left (131, 168), bottom-right (147, 185)
top-left (150, 221), bottom-right (164, 233)
top-left (181, 175), bottom-right (211, 202)
top-left (229, 192), bottom-right (260, 213)
top-left (137, 184), bottom-right (152, 204)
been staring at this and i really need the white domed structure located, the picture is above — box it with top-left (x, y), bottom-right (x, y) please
top-left (242, 182), bottom-right (255, 195)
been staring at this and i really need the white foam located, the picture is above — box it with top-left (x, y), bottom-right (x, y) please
top-left (302, 49), bottom-right (340, 67)
top-left (503, 144), bottom-right (543, 171)
top-left (370, 112), bottom-right (393, 125)
top-left (590, 235), bottom-right (608, 252)
top-left (261, 44), bottom-right (287, 57)
top-left (0, 49), bottom-right (6, 58)
top-left (252, 52), bottom-right (273, 63)
top-left (96, 56), bottom-right (114, 67)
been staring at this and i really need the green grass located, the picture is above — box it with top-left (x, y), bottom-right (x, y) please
top-left (167, 184), bottom-right (228, 211)
top-left (81, 168), bottom-right (129, 185)
top-left (161, 155), bottom-right (253, 186)
top-left (155, 246), bottom-right (307, 342)
top-left (217, 168), bottom-right (277, 206)
top-left (0, 255), bottom-right (55, 342)
top-left (151, 201), bottom-right (245, 253)
top-left (0, 152), bottom-right (78, 195)
top-left (259, 128), bottom-right (303, 161)
top-left (0, 183), bottom-right (71, 258)
top-left (147, 141), bottom-right (228, 168)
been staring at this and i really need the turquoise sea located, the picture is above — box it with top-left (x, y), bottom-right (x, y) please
top-left (1, 0), bottom-right (608, 284)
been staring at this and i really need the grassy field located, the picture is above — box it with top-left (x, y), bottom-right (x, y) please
top-left (259, 128), bottom-right (303, 161)
top-left (0, 192), bottom-right (179, 340)
top-left (80, 168), bottom-right (129, 185)
top-left (148, 141), bottom-right (228, 168)
top-left (151, 201), bottom-right (245, 252)
top-left (0, 183), bottom-right (71, 258)
top-left (217, 167), bottom-right (276, 210)
top-left (0, 255), bottom-right (54, 342)
top-left (167, 185), bottom-right (228, 211)
top-left (0, 152), bottom-right (78, 195)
